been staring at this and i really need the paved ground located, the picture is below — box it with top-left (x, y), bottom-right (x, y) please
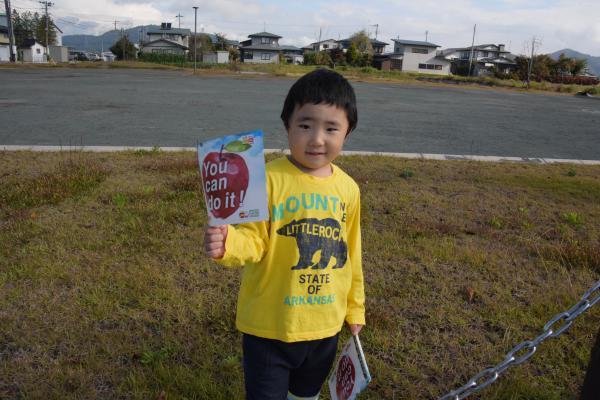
top-left (1, 68), bottom-right (599, 159)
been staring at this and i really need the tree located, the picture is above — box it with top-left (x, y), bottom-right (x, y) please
top-left (556, 53), bottom-right (572, 76)
top-left (229, 47), bottom-right (239, 63)
top-left (303, 51), bottom-right (332, 66)
top-left (11, 9), bottom-right (57, 47)
top-left (35, 14), bottom-right (57, 47)
top-left (110, 36), bottom-right (136, 61)
top-left (11, 9), bottom-right (38, 47)
top-left (349, 30), bottom-right (373, 55)
top-left (329, 48), bottom-right (346, 67)
top-left (346, 43), bottom-right (359, 66)
top-left (215, 33), bottom-right (228, 51)
top-left (189, 33), bottom-right (214, 60)
top-left (570, 58), bottom-right (587, 76)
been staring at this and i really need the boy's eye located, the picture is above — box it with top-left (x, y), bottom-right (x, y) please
top-left (299, 124), bottom-right (310, 130)
top-left (327, 128), bottom-right (338, 133)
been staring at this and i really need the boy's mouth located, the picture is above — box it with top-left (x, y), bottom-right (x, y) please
top-left (306, 151), bottom-right (326, 156)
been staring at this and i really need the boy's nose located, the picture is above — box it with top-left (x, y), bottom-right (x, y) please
top-left (309, 130), bottom-right (326, 145)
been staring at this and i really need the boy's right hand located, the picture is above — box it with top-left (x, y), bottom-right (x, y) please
top-left (204, 225), bottom-right (228, 259)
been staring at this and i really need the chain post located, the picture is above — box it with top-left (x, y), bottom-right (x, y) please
top-left (438, 280), bottom-right (600, 400)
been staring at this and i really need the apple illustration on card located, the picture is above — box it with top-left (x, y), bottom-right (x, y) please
top-left (197, 131), bottom-right (268, 226)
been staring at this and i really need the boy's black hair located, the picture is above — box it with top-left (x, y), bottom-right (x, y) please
top-left (280, 68), bottom-right (358, 135)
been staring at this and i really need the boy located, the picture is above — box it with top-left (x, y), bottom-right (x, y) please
top-left (204, 68), bottom-right (365, 400)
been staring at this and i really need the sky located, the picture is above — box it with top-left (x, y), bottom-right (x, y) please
top-left (10, 0), bottom-right (600, 56)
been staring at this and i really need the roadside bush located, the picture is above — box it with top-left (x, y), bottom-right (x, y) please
top-left (139, 52), bottom-right (187, 66)
top-left (550, 75), bottom-right (599, 85)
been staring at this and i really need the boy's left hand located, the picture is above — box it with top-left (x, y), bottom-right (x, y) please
top-left (348, 323), bottom-right (363, 336)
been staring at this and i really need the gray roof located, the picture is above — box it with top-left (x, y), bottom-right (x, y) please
top-left (478, 57), bottom-right (516, 65)
top-left (146, 27), bottom-right (191, 36)
top-left (142, 39), bottom-right (188, 50)
top-left (20, 38), bottom-right (41, 48)
top-left (280, 45), bottom-right (302, 51)
top-left (391, 39), bottom-right (440, 47)
top-left (339, 38), bottom-right (389, 46)
top-left (443, 44), bottom-right (510, 53)
top-left (240, 45), bottom-right (281, 51)
top-left (248, 31), bottom-right (282, 39)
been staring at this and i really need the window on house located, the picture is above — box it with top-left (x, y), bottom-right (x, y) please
top-left (323, 44), bottom-right (329, 49)
top-left (244, 51), bottom-right (253, 59)
top-left (261, 53), bottom-right (271, 60)
top-left (419, 63), bottom-right (444, 70)
top-left (36, 48), bottom-right (41, 54)
top-left (412, 47), bottom-right (428, 54)
top-left (261, 37), bottom-right (271, 44)
top-left (461, 52), bottom-right (470, 59)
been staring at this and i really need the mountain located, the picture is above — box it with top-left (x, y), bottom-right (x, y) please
top-left (549, 48), bottom-right (600, 76)
top-left (62, 25), bottom-right (158, 52)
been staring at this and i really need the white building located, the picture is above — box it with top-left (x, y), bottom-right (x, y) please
top-left (202, 50), bottom-right (229, 64)
top-left (302, 39), bottom-right (340, 52)
top-left (18, 39), bottom-right (47, 63)
top-left (387, 39), bottom-right (451, 75)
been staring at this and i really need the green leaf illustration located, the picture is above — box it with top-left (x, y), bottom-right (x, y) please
top-left (224, 140), bottom-right (251, 152)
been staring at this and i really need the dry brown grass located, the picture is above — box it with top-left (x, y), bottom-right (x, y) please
top-left (0, 150), bottom-right (598, 399)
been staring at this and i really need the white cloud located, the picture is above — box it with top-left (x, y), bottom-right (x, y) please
top-left (52, 0), bottom-right (600, 55)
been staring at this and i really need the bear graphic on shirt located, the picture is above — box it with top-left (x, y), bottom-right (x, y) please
top-left (276, 218), bottom-right (347, 270)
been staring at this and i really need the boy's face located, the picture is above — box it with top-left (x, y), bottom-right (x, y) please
top-left (286, 103), bottom-right (349, 177)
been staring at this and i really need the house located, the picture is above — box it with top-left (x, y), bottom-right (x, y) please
top-left (0, 13), bottom-right (16, 62)
top-left (374, 39), bottom-right (450, 74)
top-left (141, 22), bottom-right (190, 55)
top-left (239, 31), bottom-right (303, 64)
top-left (337, 37), bottom-right (389, 55)
top-left (439, 44), bottom-right (516, 75)
top-left (280, 45), bottom-right (303, 64)
top-left (303, 39), bottom-right (340, 53)
top-left (18, 39), bottom-right (47, 63)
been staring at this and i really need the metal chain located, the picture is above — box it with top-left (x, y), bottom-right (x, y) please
top-left (439, 280), bottom-right (600, 400)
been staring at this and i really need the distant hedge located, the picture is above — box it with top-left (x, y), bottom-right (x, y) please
top-left (138, 52), bottom-right (187, 65)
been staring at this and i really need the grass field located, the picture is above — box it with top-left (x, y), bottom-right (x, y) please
top-left (0, 150), bottom-right (599, 399)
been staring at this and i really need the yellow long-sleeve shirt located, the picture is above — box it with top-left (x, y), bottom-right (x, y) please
top-left (217, 156), bottom-right (365, 342)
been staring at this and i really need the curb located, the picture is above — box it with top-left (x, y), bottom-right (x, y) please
top-left (1, 145), bottom-right (599, 165)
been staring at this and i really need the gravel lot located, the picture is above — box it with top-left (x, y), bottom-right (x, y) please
top-left (1, 67), bottom-right (599, 159)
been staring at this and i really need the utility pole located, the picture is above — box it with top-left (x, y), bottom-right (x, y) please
top-left (193, 6), bottom-right (198, 74)
top-left (373, 24), bottom-right (379, 40)
top-left (175, 13), bottom-right (183, 29)
top-left (527, 36), bottom-right (541, 89)
top-left (121, 27), bottom-right (125, 61)
top-left (113, 20), bottom-right (119, 31)
top-left (39, 1), bottom-right (53, 61)
top-left (425, 30), bottom-right (428, 42)
top-left (467, 24), bottom-right (476, 77)
top-left (4, 0), bottom-right (16, 62)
